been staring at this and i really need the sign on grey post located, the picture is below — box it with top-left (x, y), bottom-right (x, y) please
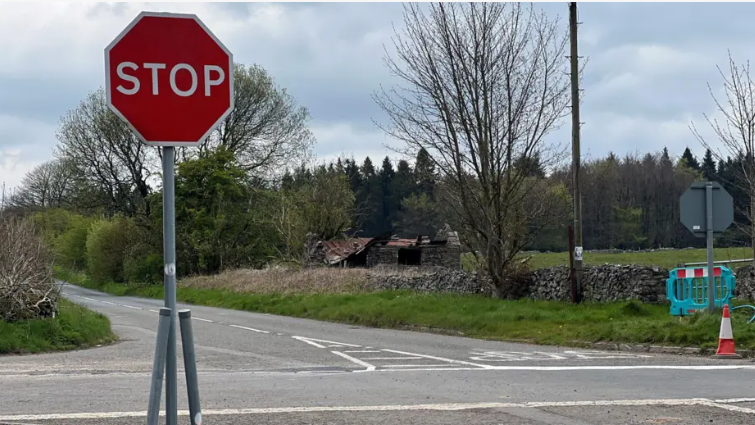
top-left (680, 181), bottom-right (733, 237)
top-left (679, 181), bottom-right (734, 313)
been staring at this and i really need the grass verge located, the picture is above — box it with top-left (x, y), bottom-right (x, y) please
top-left (0, 297), bottom-right (117, 355)
top-left (56, 267), bottom-right (755, 351)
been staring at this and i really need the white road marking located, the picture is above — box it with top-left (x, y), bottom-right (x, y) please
top-left (344, 350), bottom-right (382, 353)
top-left (192, 317), bottom-right (213, 323)
top-left (121, 305), bottom-right (142, 310)
top-left (362, 357), bottom-right (425, 360)
top-left (703, 402), bottom-right (755, 414)
top-left (383, 364), bottom-right (456, 368)
top-left (100, 301), bottom-right (116, 305)
top-left (368, 365), bottom-right (755, 372)
top-left (229, 324), bottom-right (270, 334)
top-left (80, 296), bottom-right (95, 301)
top-left (291, 336), bottom-right (361, 349)
top-left (715, 398), bottom-right (755, 403)
top-left (382, 349), bottom-right (494, 369)
top-left (331, 351), bottom-right (376, 371)
top-left (149, 309), bottom-right (159, 313)
top-left (1, 398), bottom-right (753, 421)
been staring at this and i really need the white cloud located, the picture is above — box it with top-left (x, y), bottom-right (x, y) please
top-left (0, 149), bottom-right (43, 191)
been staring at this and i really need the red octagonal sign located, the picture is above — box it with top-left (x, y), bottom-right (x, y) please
top-left (105, 12), bottom-right (234, 146)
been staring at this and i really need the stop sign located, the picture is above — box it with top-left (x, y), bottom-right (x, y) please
top-left (105, 11), bottom-right (234, 146)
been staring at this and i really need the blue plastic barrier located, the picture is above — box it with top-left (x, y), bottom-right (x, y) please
top-left (666, 266), bottom-right (736, 316)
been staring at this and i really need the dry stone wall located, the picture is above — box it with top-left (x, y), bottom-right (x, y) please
top-left (364, 263), bottom-right (755, 303)
top-left (366, 264), bottom-right (672, 302)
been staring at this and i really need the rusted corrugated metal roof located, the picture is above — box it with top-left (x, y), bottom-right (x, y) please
top-left (385, 239), bottom-right (418, 247)
top-left (321, 238), bottom-right (372, 264)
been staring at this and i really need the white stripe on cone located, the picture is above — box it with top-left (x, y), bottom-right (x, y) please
top-left (719, 316), bottom-right (733, 339)
top-left (716, 304), bottom-right (737, 356)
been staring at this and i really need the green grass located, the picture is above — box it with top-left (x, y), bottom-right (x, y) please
top-left (57, 267), bottom-right (755, 351)
top-left (463, 247), bottom-right (754, 271)
top-left (0, 298), bottom-right (117, 354)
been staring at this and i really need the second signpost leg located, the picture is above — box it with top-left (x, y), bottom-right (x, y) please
top-left (163, 146), bottom-right (178, 425)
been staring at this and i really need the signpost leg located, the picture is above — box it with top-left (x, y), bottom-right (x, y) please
top-left (706, 182), bottom-right (715, 313)
top-left (179, 310), bottom-right (202, 425)
top-left (162, 146), bottom-right (178, 425)
top-left (147, 308), bottom-right (172, 425)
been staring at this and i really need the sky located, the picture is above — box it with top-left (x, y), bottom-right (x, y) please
top-left (1, 1), bottom-right (754, 191)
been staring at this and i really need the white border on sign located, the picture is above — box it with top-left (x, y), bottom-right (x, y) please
top-left (104, 11), bottom-right (235, 147)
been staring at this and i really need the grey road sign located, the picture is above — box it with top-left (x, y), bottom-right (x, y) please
top-left (679, 181), bottom-right (734, 312)
top-left (680, 181), bottom-right (733, 237)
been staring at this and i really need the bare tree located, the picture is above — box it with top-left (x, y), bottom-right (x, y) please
top-left (691, 51), bottom-right (755, 259)
top-left (200, 64), bottom-right (315, 180)
top-left (373, 2), bottom-right (573, 297)
top-left (8, 159), bottom-right (77, 210)
top-left (54, 89), bottom-right (158, 216)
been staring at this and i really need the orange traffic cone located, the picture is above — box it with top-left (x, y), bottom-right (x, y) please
top-left (713, 304), bottom-right (741, 359)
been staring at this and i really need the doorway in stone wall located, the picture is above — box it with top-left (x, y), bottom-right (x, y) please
top-left (398, 248), bottom-right (421, 266)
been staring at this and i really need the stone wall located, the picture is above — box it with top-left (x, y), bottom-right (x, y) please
top-left (366, 245), bottom-right (399, 267)
top-left (366, 264), bottom-right (671, 303)
top-left (525, 265), bottom-right (669, 303)
top-left (363, 262), bottom-right (755, 303)
top-left (733, 265), bottom-right (755, 300)
top-left (420, 245), bottom-right (461, 269)
top-left (365, 268), bottom-right (491, 295)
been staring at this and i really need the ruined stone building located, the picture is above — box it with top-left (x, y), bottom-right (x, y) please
top-left (303, 225), bottom-right (461, 270)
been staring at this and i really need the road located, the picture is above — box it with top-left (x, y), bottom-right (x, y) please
top-left (1, 283), bottom-right (754, 424)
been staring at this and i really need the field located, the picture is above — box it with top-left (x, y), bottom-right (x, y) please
top-left (472, 247), bottom-right (754, 270)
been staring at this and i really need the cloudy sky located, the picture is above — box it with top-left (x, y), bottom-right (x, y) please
top-left (1, 1), bottom-right (753, 190)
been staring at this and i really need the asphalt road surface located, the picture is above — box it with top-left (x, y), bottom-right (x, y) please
top-left (1, 283), bottom-right (754, 424)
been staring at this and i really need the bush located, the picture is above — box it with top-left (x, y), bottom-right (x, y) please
top-left (30, 208), bottom-right (78, 247)
top-left (86, 216), bottom-right (133, 283)
top-left (123, 242), bottom-right (163, 285)
top-left (53, 214), bottom-right (93, 270)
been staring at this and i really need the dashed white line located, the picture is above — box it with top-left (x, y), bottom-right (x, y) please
top-left (101, 301), bottom-right (116, 305)
top-left (229, 324), bottom-right (270, 334)
top-left (192, 317), bottom-right (213, 323)
top-left (344, 350), bottom-right (382, 353)
top-left (1, 398), bottom-right (752, 421)
top-left (331, 351), bottom-right (376, 371)
top-left (149, 309), bottom-right (159, 313)
top-left (121, 305), bottom-right (142, 310)
top-left (80, 296), bottom-right (95, 301)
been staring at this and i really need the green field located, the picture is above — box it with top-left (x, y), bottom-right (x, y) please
top-left (0, 298), bottom-right (117, 354)
top-left (462, 247), bottom-right (754, 271)
top-left (58, 268), bottom-right (755, 351)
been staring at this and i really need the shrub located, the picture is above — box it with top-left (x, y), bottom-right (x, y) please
top-left (123, 242), bottom-right (163, 285)
top-left (86, 216), bottom-right (133, 283)
top-left (30, 208), bottom-right (77, 247)
top-left (53, 214), bottom-right (93, 271)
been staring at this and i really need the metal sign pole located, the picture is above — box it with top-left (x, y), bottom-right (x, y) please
top-left (705, 182), bottom-right (715, 313)
top-left (162, 146), bottom-right (178, 425)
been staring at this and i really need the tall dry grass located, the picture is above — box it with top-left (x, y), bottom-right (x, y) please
top-left (178, 265), bottom-right (438, 295)
top-left (179, 266), bottom-right (370, 294)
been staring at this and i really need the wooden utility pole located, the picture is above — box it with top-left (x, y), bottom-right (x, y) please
top-left (569, 2), bottom-right (583, 303)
